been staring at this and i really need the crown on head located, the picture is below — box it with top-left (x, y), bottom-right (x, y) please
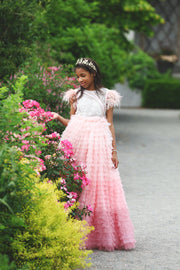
top-left (76, 58), bottom-right (97, 72)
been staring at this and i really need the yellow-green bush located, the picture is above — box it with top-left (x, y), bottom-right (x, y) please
top-left (12, 181), bottom-right (93, 270)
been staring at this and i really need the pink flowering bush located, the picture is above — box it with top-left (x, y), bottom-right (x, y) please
top-left (4, 61), bottom-right (79, 134)
top-left (42, 134), bottom-right (93, 220)
top-left (0, 75), bottom-right (93, 269)
top-left (1, 75), bottom-right (92, 220)
top-left (2, 96), bottom-right (53, 175)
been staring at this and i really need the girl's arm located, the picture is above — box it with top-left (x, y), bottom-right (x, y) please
top-left (51, 103), bottom-right (76, 127)
top-left (51, 112), bottom-right (69, 126)
top-left (51, 91), bottom-right (77, 126)
top-left (106, 107), bottom-right (119, 169)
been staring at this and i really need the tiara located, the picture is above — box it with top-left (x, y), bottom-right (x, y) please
top-left (76, 58), bottom-right (97, 72)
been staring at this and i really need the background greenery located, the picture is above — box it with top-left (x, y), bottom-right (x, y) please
top-left (0, 0), bottom-right (164, 87)
top-left (142, 78), bottom-right (180, 109)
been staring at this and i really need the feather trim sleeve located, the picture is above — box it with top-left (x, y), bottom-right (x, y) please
top-left (63, 89), bottom-right (78, 109)
top-left (63, 89), bottom-right (77, 103)
top-left (106, 90), bottom-right (122, 110)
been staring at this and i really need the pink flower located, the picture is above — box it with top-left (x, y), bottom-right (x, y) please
top-left (46, 132), bottom-right (60, 139)
top-left (21, 144), bottom-right (30, 152)
top-left (45, 155), bottom-right (51, 160)
top-left (60, 140), bottom-right (74, 158)
top-left (46, 89), bottom-right (52, 93)
top-left (80, 175), bottom-right (90, 187)
top-left (35, 150), bottom-right (42, 155)
top-left (22, 140), bottom-right (29, 144)
top-left (64, 201), bottom-right (74, 209)
top-left (23, 100), bottom-right (40, 109)
top-left (48, 66), bottom-right (59, 72)
top-left (47, 180), bottom-right (53, 184)
top-left (64, 202), bottom-right (70, 209)
top-left (38, 158), bottom-right (46, 171)
top-left (61, 140), bottom-right (73, 148)
top-left (60, 179), bottom-right (66, 185)
top-left (71, 163), bottom-right (78, 170)
top-left (74, 173), bottom-right (80, 181)
top-left (51, 132), bottom-right (60, 139)
top-left (61, 186), bottom-right (67, 192)
top-left (71, 198), bottom-right (76, 204)
top-left (87, 204), bottom-right (93, 212)
top-left (68, 192), bottom-right (78, 199)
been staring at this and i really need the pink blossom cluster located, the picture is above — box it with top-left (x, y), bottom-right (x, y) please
top-left (73, 172), bottom-right (90, 188)
top-left (20, 100), bottom-right (53, 125)
top-left (5, 129), bottom-right (42, 156)
top-left (4, 100), bottom-right (54, 173)
top-left (45, 132), bottom-right (61, 146)
top-left (60, 177), bottom-right (92, 213)
top-left (60, 179), bottom-right (78, 208)
top-left (42, 66), bottom-right (78, 89)
top-left (23, 100), bottom-right (40, 109)
top-left (41, 66), bottom-right (79, 101)
top-left (60, 140), bottom-right (74, 158)
top-left (24, 154), bottom-right (46, 176)
top-left (66, 76), bottom-right (78, 89)
top-left (9, 97), bottom-right (93, 217)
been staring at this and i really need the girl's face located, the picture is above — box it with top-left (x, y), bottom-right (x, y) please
top-left (76, 67), bottom-right (95, 90)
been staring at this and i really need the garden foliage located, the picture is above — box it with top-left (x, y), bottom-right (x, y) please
top-left (0, 0), bottom-right (43, 79)
top-left (142, 77), bottom-right (180, 109)
top-left (1, 0), bottom-right (164, 87)
top-left (12, 181), bottom-right (92, 270)
top-left (4, 62), bottom-right (78, 134)
top-left (0, 76), bottom-right (93, 269)
top-left (125, 49), bottom-right (161, 90)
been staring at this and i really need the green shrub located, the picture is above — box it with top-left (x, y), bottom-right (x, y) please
top-left (12, 182), bottom-right (92, 270)
top-left (0, 146), bottom-right (92, 269)
top-left (125, 49), bottom-right (161, 90)
top-left (142, 78), bottom-right (180, 108)
top-left (0, 254), bottom-right (28, 270)
top-left (0, 145), bottom-right (39, 258)
top-left (0, 75), bottom-right (93, 269)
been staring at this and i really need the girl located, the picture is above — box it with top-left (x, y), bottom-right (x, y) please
top-left (52, 58), bottom-right (135, 251)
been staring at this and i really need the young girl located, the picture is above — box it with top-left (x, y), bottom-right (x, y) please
top-left (52, 58), bottom-right (136, 251)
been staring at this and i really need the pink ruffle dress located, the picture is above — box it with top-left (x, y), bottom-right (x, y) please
top-left (61, 88), bottom-right (136, 251)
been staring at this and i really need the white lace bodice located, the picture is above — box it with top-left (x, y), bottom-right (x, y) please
top-left (63, 87), bottom-right (121, 117)
top-left (76, 90), bottom-right (106, 117)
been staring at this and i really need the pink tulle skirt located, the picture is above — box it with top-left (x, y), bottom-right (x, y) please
top-left (61, 115), bottom-right (136, 251)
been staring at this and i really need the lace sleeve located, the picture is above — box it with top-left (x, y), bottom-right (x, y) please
top-left (106, 90), bottom-right (122, 110)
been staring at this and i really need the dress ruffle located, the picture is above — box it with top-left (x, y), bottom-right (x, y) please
top-left (60, 115), bottom-right (135, 251)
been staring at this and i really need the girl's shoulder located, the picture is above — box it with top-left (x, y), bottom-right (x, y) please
top-left (100, 87), bottom-right (122, 109)
top-left (63, 88), bottom-right (79, 103)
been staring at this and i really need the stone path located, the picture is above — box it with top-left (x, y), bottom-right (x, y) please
top-left (81, 108), bottom-right (180, 270)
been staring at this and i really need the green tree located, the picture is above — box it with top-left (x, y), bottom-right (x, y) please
top-left (0, 0), bottom-right (45, 79)
top-left (42, 0), bottom-right (164, 86)
top-left (1, 0), bottom-right (165, 87)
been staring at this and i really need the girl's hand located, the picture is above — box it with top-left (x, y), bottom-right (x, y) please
top-left (50, 112), bottom-right (69, 126)
top-left (69, 93), bottom-right (77, 106)
top-left (51, 112), bottom-right (60, 120)
top-left (112, 151), bottom-right (119, 169)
